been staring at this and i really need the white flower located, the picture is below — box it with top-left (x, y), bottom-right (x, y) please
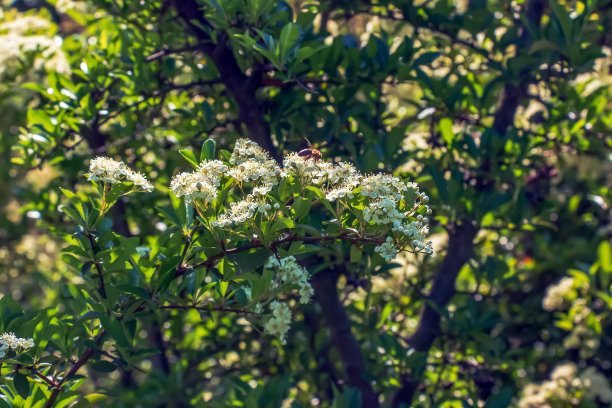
top-left (251, 184), bottom-right (274, 197)
top-left (581, 367), bottom-right (612, 402)
top-left (375, 237), bottom-right (397, 262)
top-left (198, 160), bottom-right (228, 186)
top-left (170, 172), bottom-right (217, 204)
top-left (542, 277), bottom-right (577, 311)
top-left (170, 160), bottom-right (228, 204)
top-left (212, 198), bottom-right (260, 227)
top-left (551, 363), bottom-right (577, 381)
top-left (324, 163), bottom-right (362, 201)
top-left (230, 139), bottom-right (273, 165)
top-left (227, 159), bottom-right (280, 186)
top-left (298, 282), bottom-right (314, 304)
top-left (360, 174), bottom-right (410, 200)
top-left (225, 140), bottom-right (281, 193)
top-left (0, 332), bottom-right (35, 357)
top-left (266, 256), bottom-right (315, 304)
top-left (126, 171), bottom-right (154, 192)
top-left (363, 197), bottom-right (405, 224)
top-left (264, 301), bottom-right (292, 344)
top-left (519, 363), bottom-right (612, 407)
top-left (88, 157), bottom-right (153, 192)
top-left (88, 157), bottom-right (126, 184)
top-left (326, 162), bottom-right (360, 185)
top-left (282, 152), bottom-right (327, 185)
top-left (0, 15), bottom-right (70, 75)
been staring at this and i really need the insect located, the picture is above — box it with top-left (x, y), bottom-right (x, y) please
top-left (297, 137), bottom-right (322, 161)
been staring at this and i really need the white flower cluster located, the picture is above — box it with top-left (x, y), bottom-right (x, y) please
top-left (187, 140), bottom-right (279, 226)
top-left (171, 140), bottom-right (432, 260)
top-left (360, 175), bottom-right (433, 256)
top-left (230, 139), bottom-right (270, 165)
top-left (170, 160), bottom-right (227, 204)
top-left (518, 363), bottom-right (612, 407)
top-left (55, 0), bottom-right (89, 14)
top-left (406, 215), bottom-right (433, 254)
top-left (263, 301), bottom-right (292, 345)
top-left (211, 198), bottom-right (260, 228)
top-left (88, 157), bottom-right (154, 192)
top-left (542, 277), bottom-right (599, 358)
top-left (283, 154), bottom-right (362, 201)
top-left (283, 153), bottom-right (326, 185)
top-left (563, 299), bottom-right (600, 358)
top-left (361, 174), bottom-right (411, 200)
top-left (0, 15), bottom-right (70, 75)
top-left (375, 236), bottom-right (398, 262)
top-left (541, 277), bottom-right (577, 311)
top-left (0, 332), bottom-right (34, 357)
top-left (266, 256), bottom-right (314, 304)
top-left (257, 256), bottom-right (315, 344)
top-left (228, 139), bottom-right (281, 187)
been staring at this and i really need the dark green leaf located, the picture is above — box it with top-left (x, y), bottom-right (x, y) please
top-left (13, 373), bottom-right (30, 399)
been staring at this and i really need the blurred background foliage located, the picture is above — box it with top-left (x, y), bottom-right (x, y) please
top-left (1, 0), bottom-right (612, 406)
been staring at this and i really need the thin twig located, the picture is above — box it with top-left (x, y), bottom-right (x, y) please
top-left (86, 233), bottom-right (107, 299)
top-left (32, 369), bottom-right (59, 388)
top-left (146, 43), bottom-right (209, 62)
top-left (160, 304), bottom-right (261, 315)
top-left (177, 233), bottom-right (385, 277)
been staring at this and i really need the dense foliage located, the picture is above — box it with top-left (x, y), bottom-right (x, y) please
top-left (1, 0), bottom-right (612, 407)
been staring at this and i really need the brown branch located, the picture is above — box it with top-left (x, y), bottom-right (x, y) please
top-left (160, 304), bottom-right (261, 315)
top-left (43, 331), bottom-right (105, 408)
top-left (392, 1), bottom-right (546, 404)
top-left (176, 233), bottom-right (385, 277)
top-left (311, 266), bottom-right (380, 408)
top-left (391, 223), bottom-right (477, 406)
top-left (170, 0), bottom-right (278, 161)
top-left (32, 369), bottom-right (59, 389)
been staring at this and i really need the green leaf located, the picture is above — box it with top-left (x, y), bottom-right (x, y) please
top-left (279, 23), bottom-right (300, 64)
top-left (483, 387), bottom-right (512, 408)
top-left (296, 46), bottom-right (320, 63)
top-left (84, 394), bottom-right (110, 402)
top-left (179, 149), bottom-right (199, 169)
top-left (550, 1), bottom-right (573, 42)
top-left (0, 395), bottom-right (11, 408)
top-left (599, 241), bottom-right (612, 273)
top-left (60, 188), bottom-right (78, 201)
top-left (306, 186), bottom-right (336, 214)
top-left (100, 316), bottom-right (130, 348)
top-left (219, 281), bottom-right (229, 297)
top-left (253, 42), bottom-right (281, 69)
top-left (269, 218), bottom-right (295, 234)
top-left (91, 360), bottom-right (117, 373)
top-left (377, 302), bottom-right (393, 328)
top-left (13, 373), bottom-right (30, 399)
top-left (105, 183), bottom-right (133, 210)
top-left (412, 52), bottom-right (441, 68)
top-left (292, 197), bottom-right (313, 221)
top-left (529, 39), bottom-right (563, 55)
top-left (403, 187), bottom-right (418, 209)
top-left (439, 118), bottom-right (454, 145)
top-left (60, 205), bottom-right (84, 226)
top-left (156, 205), bottom-right (182, 227)
top-left (115, 284), bottom-right (150, 299)
top-left (200, 139), bottom-right (216, 162)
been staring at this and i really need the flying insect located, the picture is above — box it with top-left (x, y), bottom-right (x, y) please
top-left (297, 137), bottom-right (322, 161)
